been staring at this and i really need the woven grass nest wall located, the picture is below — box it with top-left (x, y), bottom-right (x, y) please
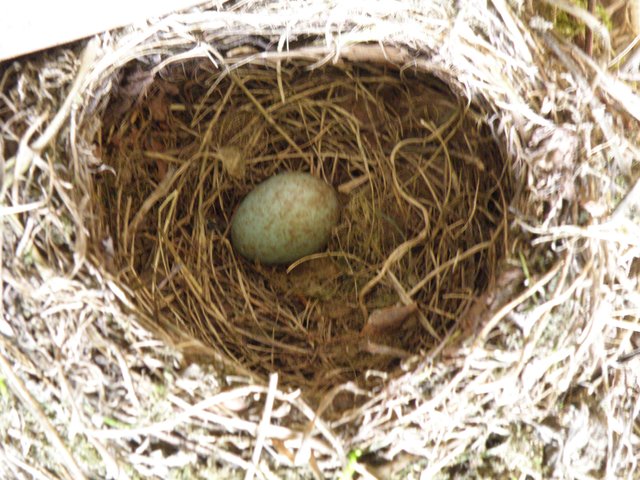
top-left (98, 57), bottom-right (509, 393)
top-left (3, 1), bottom-right (640, 478)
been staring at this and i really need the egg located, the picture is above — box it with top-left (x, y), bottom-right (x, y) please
top-left (230, 172), bottom-right (340, 265)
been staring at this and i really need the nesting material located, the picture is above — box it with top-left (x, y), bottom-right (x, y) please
top-left (3, 1), bottom-right (640, 479)
top-left (96, 59), bottom-right (508, 396)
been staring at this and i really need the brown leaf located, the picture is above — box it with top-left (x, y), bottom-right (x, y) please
top-left (360, 302), bottom-right (418, 337)
top-left (159, 79), bottom-right (180, 96)
top-left (149, 92), bottom-right (168, 122)
top-left (218, 146), bottom-right (246, 179)
top-left (360, 338), bottom-right (411, 358)
top-left (458, 267), bottom-right (524, 335)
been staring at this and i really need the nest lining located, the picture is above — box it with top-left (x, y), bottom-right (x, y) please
top-left (95, 57), bottom-right (510, 399)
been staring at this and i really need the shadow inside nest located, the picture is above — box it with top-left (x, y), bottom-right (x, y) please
top-left (92, 56), bottom-right (512, 408)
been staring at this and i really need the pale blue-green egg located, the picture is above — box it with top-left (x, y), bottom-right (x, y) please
top-left (230, 172), bottom-right (340, 265)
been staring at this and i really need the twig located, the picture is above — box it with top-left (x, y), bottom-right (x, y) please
top-left (246, 373), bottom-right (278, 480)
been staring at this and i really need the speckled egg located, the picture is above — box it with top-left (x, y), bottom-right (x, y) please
top-left (230, 172), bottom-right (340, 265)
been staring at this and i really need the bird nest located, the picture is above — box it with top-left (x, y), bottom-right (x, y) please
top-left (2, 1), bottom-right (640, 479)
top-left (96, 57), bottom-right (509, 398)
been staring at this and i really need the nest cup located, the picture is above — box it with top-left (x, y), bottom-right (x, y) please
top-left (95, 52), bottom-right (510, 403)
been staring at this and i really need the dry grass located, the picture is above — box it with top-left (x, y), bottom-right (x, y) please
top-left (2, 0), bottom-right (640, 479)
top-left (93, 57), bottom-right (508, 403)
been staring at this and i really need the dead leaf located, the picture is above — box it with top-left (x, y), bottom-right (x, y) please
top-left (458, 267), bottom-right (524, 335)
top-left (159, 79), bottom-right (180, 96)
top-left (218, 146), bottom-right (246, 179)
top-left (360, 302), bottom-right (418, 337)
top-left (149, 92), bottom-right (168, 122)
top-left (360, 338), bottom-right (411, 358)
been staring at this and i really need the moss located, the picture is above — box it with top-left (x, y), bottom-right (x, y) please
top-left (0, 376), bottom-right (8, 399)
top-left (548, 0), bottom-right (612, 42)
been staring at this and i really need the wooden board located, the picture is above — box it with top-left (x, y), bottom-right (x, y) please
top-left (0, 0), bottom-right (206, 61)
